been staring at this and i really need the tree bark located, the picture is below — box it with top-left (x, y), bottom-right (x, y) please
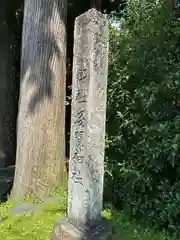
top-left (12, 0), bottom-right (67, 199)
top-left (90, 0), bottom-right (103, 12)
top-left (0, 4), bottom-right (17, 168)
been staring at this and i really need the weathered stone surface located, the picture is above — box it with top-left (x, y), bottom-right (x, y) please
top-left (52, 8), bottom-right (109, 239)
top-left (67, 8), bottom-right (109, 231)
top-left (52, 217), bottom-right (111, 240)
top-left (9, 202), bottom-right (43, 215)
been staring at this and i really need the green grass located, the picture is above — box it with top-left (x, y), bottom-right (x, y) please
top-left (0, 198), bottom-right (66, 240)
top-left (0, 196), bottom-right (170, 239)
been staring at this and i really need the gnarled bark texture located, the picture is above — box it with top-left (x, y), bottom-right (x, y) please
top-left (12, 0), bottom-right (67, 199)
top-left (0, 4), bottom-right (17, 168)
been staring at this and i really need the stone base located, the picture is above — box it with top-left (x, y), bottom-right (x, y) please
top-left (51, 217), bottom-right (111, 240)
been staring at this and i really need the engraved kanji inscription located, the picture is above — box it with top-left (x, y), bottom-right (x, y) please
top-left (68, 9), bottom-right (109, 227)
top-left (75, 89), bottom-right (88, 103)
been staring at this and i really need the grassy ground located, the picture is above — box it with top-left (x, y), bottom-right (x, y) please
top-left (0, 198), bottom-right (66, 239)
top-left (0, 195), bottom-right (170, 240)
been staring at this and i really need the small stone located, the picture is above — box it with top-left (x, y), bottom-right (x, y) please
top-left (9, 202), bottom-right (44, 215)
top-left (52, 217), bottom-right (111, 240)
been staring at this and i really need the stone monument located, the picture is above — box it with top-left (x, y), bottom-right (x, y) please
top-left (52, 8), bottom-right (109, 239)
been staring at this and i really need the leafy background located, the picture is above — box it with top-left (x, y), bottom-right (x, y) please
top-left (105, 0), bottom-right (180, 236)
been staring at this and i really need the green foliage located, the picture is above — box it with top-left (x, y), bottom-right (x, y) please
top-left (105, 0), bottom-right (180, 236)
top-left (111, 211), bottom-right (170, 240)
top-left (0, 198), bottom-right (168, 240)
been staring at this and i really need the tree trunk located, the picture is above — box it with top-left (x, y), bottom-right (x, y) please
top-left (90, 0), bottom-right (103, 12)
top-left (0, 5), bottom-right (17, 168)
top-left (12, 0), bottom-right (67, 199)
